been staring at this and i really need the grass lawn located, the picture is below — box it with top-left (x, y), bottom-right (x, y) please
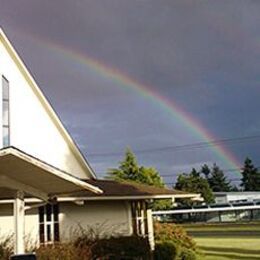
top-left (195, 237), bottom-right (260, 260)
top-left (182, 222), bottom-right (260, 260)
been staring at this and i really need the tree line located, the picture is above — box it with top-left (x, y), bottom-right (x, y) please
top-left (107, 147), bottom-right (260, 207)
top-left (175, 157), bottom-right (260, 204)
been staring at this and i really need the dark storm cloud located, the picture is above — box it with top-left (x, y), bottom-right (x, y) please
top-left (1, 0), bottom-right (260, 179)
top-left (3, 0), bottom-right (260, 89)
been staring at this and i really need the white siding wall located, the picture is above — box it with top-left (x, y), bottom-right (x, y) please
top-left (59, 201), bottom-right (132, 240)
top-left (0, 41), bottom-right (90, 179)
top-left (0, 204), bottom-right (39, 244)
top-left (0, 201), bottom-right (132, 244)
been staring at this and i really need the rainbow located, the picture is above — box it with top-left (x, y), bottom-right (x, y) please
top-left (26, 33), bottom-right (241, 174)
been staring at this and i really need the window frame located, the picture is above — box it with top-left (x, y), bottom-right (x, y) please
top-left (2, 76), bottom-right (10, 147)
top-left (39, 203), bottom-right (60, 244)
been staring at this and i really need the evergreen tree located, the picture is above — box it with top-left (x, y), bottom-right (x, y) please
top-left (201, 164), bottom-right (211, 180)
top-left (107, 147), bottom-right (170, 209)
top-left (208, 163), bottom-right (231, 192)
top-left (138, 166), bottom-right (164, 188)
top-left (191, 168), bottom-right (200, 177)
top-left (108, 147), bottom-right (140, 182)
top-left (108, 147), bottom-right (165, 187)
top-left (175, 170), bottom-right (215, 205)
top-left (240, 157), bottom-right (260, 191)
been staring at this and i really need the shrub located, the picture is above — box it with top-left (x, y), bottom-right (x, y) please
top-left (154, 222), bottom-right (196, 250)
top-left (0, 234), bottom-right (13, 260)
top-left (2, 226), bottom-right (151, 260)
top-left (179, 248), bottom-right (197, 260)
top-left (72, 231), bottom-right (151, 259)
top-left (36, 243), bottom-right (83, 260)
top-left (154, 222), bottom-right (199, 260)
top-left (154, 240), bottom-right (179, 260)
top-left (87, 235), bottom-right (150, 259)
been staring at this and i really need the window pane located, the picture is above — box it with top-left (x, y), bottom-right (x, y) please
top-left (47, 224), bottom-right (51, 241)
top-left (39, 206), bottom-right (44, 223)
top-left (46, 204), bottom-right (52, 222)
top-left (3, 127), bottom-right (9, 147)
top-left (54, 223), bottom-right (60, 241)
top-left (3, 101), bottom-right (9, 126)
top-left (2, 77), bottom-right (9, 100)
top-left (39, 224), bottom-right (45, 243)
top-left (53, 204), bottom-right (59, 222)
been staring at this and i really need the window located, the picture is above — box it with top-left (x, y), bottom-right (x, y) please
top-left (39, 204), bottom-right (60, 244)
top-left (2, 76), bottom-right (10, 147)
top-left (131, 201), bottom-right (148, 236)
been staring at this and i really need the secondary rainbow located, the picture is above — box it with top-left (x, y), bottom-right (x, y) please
top-left (28, 34), bottom-right (241, 173)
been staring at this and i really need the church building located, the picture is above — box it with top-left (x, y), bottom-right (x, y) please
top-left (0, 28), bottom-right (199, 255)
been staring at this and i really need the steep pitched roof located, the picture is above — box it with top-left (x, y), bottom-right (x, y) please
top-left (0, 28), bottom-right (96, 179)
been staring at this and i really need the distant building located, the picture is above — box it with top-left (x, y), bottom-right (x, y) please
top-left (214, 192), bottom-right (260, 204)
top-left (153, 192), bottom-right (260, 224)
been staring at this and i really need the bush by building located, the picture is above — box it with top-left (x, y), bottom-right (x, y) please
top-left (154, 222), bottom-right (199, 260)
top-left (0, 235), bottom-right (13, 260)
top-left (0, 233), bottom-right (150, 260)
top-left (154, 240), bottom-right (179, 260)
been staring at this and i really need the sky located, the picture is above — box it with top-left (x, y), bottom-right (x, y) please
top-left (1, 0), bottom-right (260, 185)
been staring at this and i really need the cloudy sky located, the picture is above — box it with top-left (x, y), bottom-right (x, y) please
top-left (1, 0), bottom-right (260, 185)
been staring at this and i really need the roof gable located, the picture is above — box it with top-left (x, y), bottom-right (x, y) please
top-left (0, 28), bottom-right (96, 179)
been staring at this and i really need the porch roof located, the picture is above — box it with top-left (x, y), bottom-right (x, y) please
top-left (0, 147), bottom-right (102, 201)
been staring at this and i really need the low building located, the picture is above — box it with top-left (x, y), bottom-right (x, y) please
top-left (154, 192), bottom-right (260, 224)
top-left (214, 192), bottom-right (260, 204)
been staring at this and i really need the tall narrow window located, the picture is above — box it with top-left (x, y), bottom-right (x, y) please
top-left (131, 201), bottom-right (148, 237)
top-left (39, 203), bottom-right (60, 244)
top-left (2, 76), bottom-right (10, 147)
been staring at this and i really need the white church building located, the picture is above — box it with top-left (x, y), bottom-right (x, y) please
top-left (0, 28), bottom-right (199, 255)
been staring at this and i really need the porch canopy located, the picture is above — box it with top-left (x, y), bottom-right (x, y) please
top-left (0, 146), bottom-right (103, 255)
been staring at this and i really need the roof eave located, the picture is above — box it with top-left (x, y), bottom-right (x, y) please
top-left (0, 147), bottom-right (103, 195)
top-left (57, 193), bottom-right (201, 201)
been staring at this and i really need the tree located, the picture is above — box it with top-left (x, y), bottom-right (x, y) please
top-left (138, 166), bottom-right (165, 188)
top-left (174, 170), bottom-right (215, 205)
top-left (240, 157), bottom-right (260, 191)
top-left (107, 147), bottom-right (140, 182)
top-left (191, 168), bottom-right (200, 177)
top-left (208, 163), bottom-right (231, 192)
top-left (108, 147), bottom-right (165, 187)
top-left (107, 147), bottom-right (170, 209)
top-left (200, 164), bottom-right (211, 180)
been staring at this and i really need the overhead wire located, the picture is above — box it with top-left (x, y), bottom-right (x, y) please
top-left (87, 134), bottom-right (260, 157)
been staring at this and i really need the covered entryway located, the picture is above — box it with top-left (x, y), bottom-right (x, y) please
top-left (0, 147), bottom-right (102, 255)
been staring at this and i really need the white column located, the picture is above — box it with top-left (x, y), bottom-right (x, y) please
top-left (147, 209), bottom-right (155, 251)
top-left (14, 190), bottom-right (25, 254)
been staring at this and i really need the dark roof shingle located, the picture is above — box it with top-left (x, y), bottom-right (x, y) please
top-left (59, 179), bottom-right (189, 199)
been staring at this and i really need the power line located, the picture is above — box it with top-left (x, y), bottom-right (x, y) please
top-left (160, 166), bottom-right (260, 178)
top-left (166, 178), bottom-right (243, 185)
top-left (96, 166), bottom-right (260, 176)
top-left (87, 134), bottom-right (260, 157)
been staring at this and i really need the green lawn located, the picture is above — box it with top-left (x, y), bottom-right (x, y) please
top-left (195, 237), bottom-right (260, 260)
top-left (181, 222), bottom-right (260, 260)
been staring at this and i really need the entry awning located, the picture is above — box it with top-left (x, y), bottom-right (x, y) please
top-left (0, 147), bottom-right (103, 201)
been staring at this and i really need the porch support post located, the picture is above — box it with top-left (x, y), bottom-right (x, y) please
top-left (147, 209), bottom-right (155, 251)
top-left (14, 190), bottom-right (25, 254)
